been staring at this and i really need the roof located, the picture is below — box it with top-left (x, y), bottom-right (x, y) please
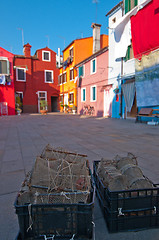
top-left (14, 55), bottom-right (38, 60)
top-left (62, 36), bottom-right (92, 52)
top-left (75, 46), bottom-right (108, 68)
top-left (106, 1), bottom-right (123, 17)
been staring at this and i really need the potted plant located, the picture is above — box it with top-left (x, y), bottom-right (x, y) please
top-left (60, 103), bottom-right (64, 112)
top-left (40, 100), bottom-right (48, 115)
top-left (72, 105), bottom-right (77, 114)
top-left (15, 96), bottom-right (22, 115)
top-left (64, 104), bottom-right (69, 113)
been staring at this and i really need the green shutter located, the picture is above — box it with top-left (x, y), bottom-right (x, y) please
top-left (125, 0), bottom-right (129, 14)
top-left (93, 87), bottom-right (96, 101)
top-left (79, 66), bottom-right (83, 77)
top-left (135, 0), bottom-right (138, 6)
top-left (124, 46), bottom-right (130, 61)
top-left (93, 60), bottom-right (96, 73)
top-left (83, 89), bottom-right (85, 101)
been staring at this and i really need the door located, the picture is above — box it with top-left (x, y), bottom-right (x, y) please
top-left (104, 89), bottom-right (112, 117)
top-left (64, 93), bottom-right (68, 105)
top-left (38, 91), bottom-right (47, 113)
top-left (51, 96), bottom-right (58, 112)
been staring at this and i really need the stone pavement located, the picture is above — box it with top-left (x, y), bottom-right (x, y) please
top-left (1, 113), bottom-right (159, 240)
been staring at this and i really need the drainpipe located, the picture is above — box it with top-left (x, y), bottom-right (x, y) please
top-left (120, 4), bottom-right (124, 119)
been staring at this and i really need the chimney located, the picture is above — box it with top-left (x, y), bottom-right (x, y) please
top-left (91, 23), bottom-right (101, 54)
top-left (23, 43), bottom-right (32, 57)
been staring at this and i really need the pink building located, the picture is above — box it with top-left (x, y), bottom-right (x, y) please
top-left (76, 46), bottom-right (110, 117)
top-left (0, 47), bottom-right (15, 116)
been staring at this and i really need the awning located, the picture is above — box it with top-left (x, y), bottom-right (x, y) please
top-left (121, 81), bottom-right (135, 112)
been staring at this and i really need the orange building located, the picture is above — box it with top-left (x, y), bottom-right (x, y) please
top-left (59, 23), bottom-right (108, 113)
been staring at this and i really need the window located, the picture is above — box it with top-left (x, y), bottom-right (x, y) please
top-left (112, 17), bottom-right (116, 24)
top-left (45, 70), bottom-right (53, 83)
top-left (91, 86), bottom-right (96, 102)
top-left (91, 59), bottom-right (96, 74)
top-left (70, 69), bottom-right (74, 81)
top-left (0, 60), bottom-right (9, 74)
top-left (60, 94), bottom-right (64, 104)
top-left (63, 72), bottom-right (67, 83)
top-left (125, 44), bottom-right (134, 61)
top-left (58, 74), bottom-right (63, 85)
top-left (42, 51), bottom-right (51, 61)
top-left (125, 0), bottom-right (138, 14)
top-left (69, 93), bottom-right (74, 104)
top-left (79, 65), bottom-right (84, 77)
top-left (69, 47), bottom-right (74, 58)
top-left (81, 88), bottom-right (86, 102)
top-left (16, 68), bottom-right (26, 81)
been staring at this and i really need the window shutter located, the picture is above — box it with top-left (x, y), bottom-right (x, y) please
top-left (93, 60), bottom-right (96, 73)
top-left (58, 75), bottom-right (60, 85)
top-left (83, 89), bottom-right (85, 101)
top-left (125, 0), bottom-right (129, 14)
top-left (93, 87), bottom-right (96, 101)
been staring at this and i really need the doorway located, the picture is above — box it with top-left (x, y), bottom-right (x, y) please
top-left (51, 96), bottom-right (58, 112)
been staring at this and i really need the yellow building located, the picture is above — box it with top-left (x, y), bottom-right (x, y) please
top-left (59, 24), bottom-right (108, 113)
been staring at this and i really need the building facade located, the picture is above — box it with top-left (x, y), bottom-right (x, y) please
top-left (59, 25), bottom-right (108, 113)
top-left (76, 45), bottom-right (109, 117)
top-left (14, 43), bottom-right (60, 113)
top-left (0, 47), bottom-right (15, 116)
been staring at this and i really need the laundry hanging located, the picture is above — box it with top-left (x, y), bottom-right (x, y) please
top-left (113, 0), bottom-right (152, 59)
top-left (131, 0), bottom-right (159, 58)
top-left (121, 81), bottom-right (135, 112)
top-left (0, 75), bottom-right (6, 85)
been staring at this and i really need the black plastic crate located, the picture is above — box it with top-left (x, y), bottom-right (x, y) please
top-left (93, 160), bottom-right (159, 233)
top-left (15, 175), bottom-right (95, 240)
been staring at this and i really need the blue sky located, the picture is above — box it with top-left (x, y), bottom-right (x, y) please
top-left (1, 0), bottom-right (120, 56)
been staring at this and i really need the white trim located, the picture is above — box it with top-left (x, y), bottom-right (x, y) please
top-left (81, 87), bottom-right (86, 102)
top-left (16, 67), bottom-right (26, 82)
top-left (44, 70), bottom-right (54, 83)
top-left (90, 58), bottom-right (97, 75)
top-left (42, 50), bottom-right (51, 61)
top-left (90, 85), bottom-right (97, 102)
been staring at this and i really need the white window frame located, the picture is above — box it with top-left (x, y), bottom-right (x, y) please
top-left (70, 67), bottom-right (74, 81)
top-left (90, 85), bottom-right (97, 102)
top-left (16, 67), bottom-right (26, 82)
top-left (44, 70), bottom-right (54, 83)
top-left (81, 87), bottom-right (86, 102)
top-left (42, 50), bottom-right (51, 62)
top-left (90, 58), bottom-right (97, 75)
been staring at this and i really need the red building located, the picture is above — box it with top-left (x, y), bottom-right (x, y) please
top-left (14, 43), bottom-right (60, 113)
top-left (0, 47), bottom-right (15, 116)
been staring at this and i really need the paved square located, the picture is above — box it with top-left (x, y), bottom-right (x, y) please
top-left (0, 113), bottom-right (159, 240)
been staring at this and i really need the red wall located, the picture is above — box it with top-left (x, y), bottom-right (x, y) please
top-left (0, 47), bottom-right (15, 115)
top-left (14, 46), bottom-right (60, 113)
